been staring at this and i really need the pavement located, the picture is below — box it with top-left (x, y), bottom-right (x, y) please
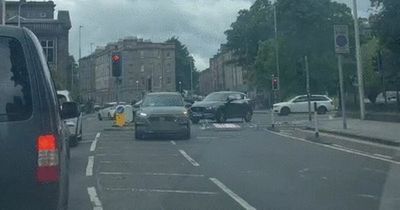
top-left (304, 117), bottom-right (400, 146)
top-left (68, 113), bottom-right (400, 210)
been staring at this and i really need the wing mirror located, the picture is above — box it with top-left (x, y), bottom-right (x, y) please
top-left (61, 102), bottom-right (80, 119)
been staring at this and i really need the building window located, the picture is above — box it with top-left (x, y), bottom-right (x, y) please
top-left (41, 40), bottom-right (54, 63)
top-left (140, 50), bottom-right (144, 58)
top-left (166, 77), bottom-right (171, 84)
top-left (140, 65), bottom-right (145, 72)
top-left (40, 12), bottom-right (47, 18)
top-left (166, 52), bottom-right (170, 57)
top-left (166, 63), bottom-right (171, 72)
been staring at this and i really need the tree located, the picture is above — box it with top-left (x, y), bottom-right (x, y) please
top-left (249, 0), bottom-right (354, 98)
top-left (361, 38), bottom-right (382, 103)
top-left (165, 37), bottom-right (197, 92)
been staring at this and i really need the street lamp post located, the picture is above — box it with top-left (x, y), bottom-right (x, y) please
top-left (136, 80), bottom-right (139, 99)
top-left (352, 0), bottom-right (365, 120)
top-left (2, 0), bottom-right (6, 26)
top-left (79, 25), bottom-right (83, 60)
top-left (189, 58), bottom-right (193, 93)
top-left (273, 4), bottom-right (280, 102)
top-left (178, 81), bottom-right (182, 93)
top-left (159, 76), bottom-right (163, 89)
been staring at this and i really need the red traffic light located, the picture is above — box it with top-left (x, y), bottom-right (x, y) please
top-left (112, 54), bottom-right (120, 62)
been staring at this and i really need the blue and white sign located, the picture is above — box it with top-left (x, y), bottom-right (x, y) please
top-left (334, 25), bottom-right (350, 54)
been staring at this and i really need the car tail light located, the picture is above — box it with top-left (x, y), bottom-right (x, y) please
top-left (37, 134), bottom-right (59, 183)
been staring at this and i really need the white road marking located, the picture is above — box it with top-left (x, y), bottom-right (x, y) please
top-left (170, 140), bottom-right (176, 145)
top-left (86, 156), bottom-right (94, 176)
top-left (374, 153), bottom-right (393, 159)
top-left (213, 123), bottom-right (241, 129)
top-left (356, 194), bottom-right (378, 199)
top-left (209, 178), bottom-right (256, 210)
top-left (87, 187), bottom-right (103, 210)
top-left (264, 129), bottom-right (400, 165)
top-left (90, 132), bottom-right (101, 152)
top-left (95, 153), bottom-right (179, 157)
top-left (179, 149), bottom-right (200, 167)
top-left (99, 171), bottom-right (205, 177)
top-left (105, 187), bottom-right (218, 195)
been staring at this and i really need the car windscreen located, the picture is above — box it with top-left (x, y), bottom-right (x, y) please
top-left (142, 95), bottom-right (184, 107)
top-left (203, 93), bottom-right (231, 101)
top-left (0, 37), bottom-right (32, 122)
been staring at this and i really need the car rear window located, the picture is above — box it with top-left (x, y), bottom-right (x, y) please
top-left (0, 37), bottom-right (32, 122)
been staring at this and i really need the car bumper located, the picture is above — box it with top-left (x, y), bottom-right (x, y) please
top-left (190, 111), bottom-right (216, 120)
top-left (272, 107), bottom-right (280, 113)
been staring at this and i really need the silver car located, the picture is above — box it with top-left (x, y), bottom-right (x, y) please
top-left (134, 92), bottom-right (191, 140)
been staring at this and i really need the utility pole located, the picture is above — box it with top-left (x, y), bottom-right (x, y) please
top-left (352, 0), bottom-right (365, 120)
top-left (305, 56), bottom-right (312, 122)
top-left (2, 0), bottom-right (5, 26)
top-left (338, 55), bottom-right (347, 129)
top-left (79, 25), bottom-right (83, 60)
top-left (190, 60), bottom-right (193, 93)
top-left (273, 4), bottom-right (280, 102)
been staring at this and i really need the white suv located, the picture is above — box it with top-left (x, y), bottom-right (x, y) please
top-left (273, 95), bottom-right (334, 115)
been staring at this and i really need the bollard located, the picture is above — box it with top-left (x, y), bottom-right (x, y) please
top-left (271, 108), bottom-right (275, 129)
top-left (314, 102), bottom-right (319, 138)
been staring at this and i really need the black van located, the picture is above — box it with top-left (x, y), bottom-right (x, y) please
top-left (0, 26), bottom-right (72, 209)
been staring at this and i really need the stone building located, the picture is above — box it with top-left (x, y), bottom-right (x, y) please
top-left (1, 0), bottom-right (72, 89)
top-left (200, 45), bottom-right (246, 95)
top-left (79, 37), bottom-right (176, 104)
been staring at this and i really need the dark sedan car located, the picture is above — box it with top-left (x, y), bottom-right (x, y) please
top-left (134, 92), bottom-right (191, 140)
top-left (190, 91), bottom-right (253, 123)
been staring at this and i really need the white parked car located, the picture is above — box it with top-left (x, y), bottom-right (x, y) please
top-left (97, 102), bottom-right (127, 120)
top-left (57, 90), bottom-right (83, 146)
top-left (375, 91), bottom-right (398, 104)
top-left (273, 95), bottom-right (334, 115)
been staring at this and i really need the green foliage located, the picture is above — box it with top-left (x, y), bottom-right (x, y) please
top-left (240, 0), bottom-right (354, 98)
top-left (361, 38), bottom-right (382, 103)
top-left (165, 37), bottom-right (197, 92)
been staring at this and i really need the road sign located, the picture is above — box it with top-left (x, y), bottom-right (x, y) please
top-left (334, 25), bottom-right (350, 54)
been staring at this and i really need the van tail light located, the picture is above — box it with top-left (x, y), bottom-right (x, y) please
top-left (37, 134), bottom-right (59, 183)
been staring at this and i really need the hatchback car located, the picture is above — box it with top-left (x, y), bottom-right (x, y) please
top-left (190, 91), bottom-right (253, 123)
top-left (273, 95), bottom-right (334, 115)
top-left (135, 92), bottom-right (190, 140)
top-left (0, 26), bottom-right (71, 210)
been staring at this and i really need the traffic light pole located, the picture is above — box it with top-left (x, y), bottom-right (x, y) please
top-left (305, 56), bottom-right (312, 122)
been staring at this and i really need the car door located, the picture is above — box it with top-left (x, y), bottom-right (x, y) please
top-left (225, 93), bottom-right (243, 118)
top-left (291, 96), bottom-right (309, 112)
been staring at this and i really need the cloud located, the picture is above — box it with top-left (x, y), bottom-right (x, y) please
top-left (54, 0), bottom-right (252, 71)
top-left (54, 0), bottom-right (372, 71)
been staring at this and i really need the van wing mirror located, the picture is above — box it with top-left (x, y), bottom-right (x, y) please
top-left (61, 102), bottom-right (80, 119)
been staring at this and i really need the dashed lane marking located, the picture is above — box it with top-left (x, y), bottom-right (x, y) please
top-left (87, 187), bottom-right (103, 210)
top-left (170, 140), bottom-right (176, 145)
top-left (179, 149), bottom-right (200, 167)
top-left (104, 187), bottom-right (218, 195)
top-left (90, 132), bottom-right (101, 152)
top-left (209, 177), bottom-right (256, 210)
top-left (86, 156), bottom-right (94, 176)
top-left (99, 172), bottom-right (205, 177)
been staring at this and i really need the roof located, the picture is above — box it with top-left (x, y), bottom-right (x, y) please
top-left (0, 25), bottom-right (26, 37)
top-left (211, 91), bottom-right (244, 94)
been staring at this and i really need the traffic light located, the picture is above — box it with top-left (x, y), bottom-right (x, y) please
top-left (111, 52), bottom-right (122, 77)
top-left (272, 77), bottom-right (279, 91)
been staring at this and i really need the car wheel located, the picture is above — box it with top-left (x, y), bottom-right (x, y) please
top-left (183, 125), bottom-right (191, 140)
top-left (280, 107), bottom-right (290, 116)
top-left (216, 111), bottom-right (226, 123)
top-left (317, 106), bottom-right (327, 115)
top-left (98, 113), bottom-right (102, 121)
top-left (244, 111), bottom-right (252, 122)
top-left (135, 125), bottom-right (143, 140)
top-left (191, 118), bottom-right (200, 124)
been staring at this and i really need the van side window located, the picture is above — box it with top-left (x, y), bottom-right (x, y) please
top-left (0, 37), bottom-right (32, 122)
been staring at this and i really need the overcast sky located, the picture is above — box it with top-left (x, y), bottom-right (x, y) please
top-left (54, 0), bottom-right (372, 71)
